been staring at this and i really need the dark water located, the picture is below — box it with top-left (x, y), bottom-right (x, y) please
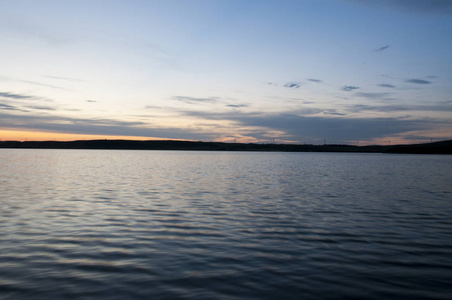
top-left (1, 149), bottom-right (451, 299)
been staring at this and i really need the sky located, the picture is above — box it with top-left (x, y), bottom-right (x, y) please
top-left (0, 0), bottom-right (451, 145)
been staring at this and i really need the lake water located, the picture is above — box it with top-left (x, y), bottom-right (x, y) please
top-left (1, 149), bottom-right (451, 299)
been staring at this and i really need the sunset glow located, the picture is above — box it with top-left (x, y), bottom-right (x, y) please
top-left (0, 130), bottom-right (169, 142)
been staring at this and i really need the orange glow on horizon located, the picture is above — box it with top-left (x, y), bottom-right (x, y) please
top-left (1, 129), bottom-right (448, 145)
top-left (0, 130), bottom-right (181, 142)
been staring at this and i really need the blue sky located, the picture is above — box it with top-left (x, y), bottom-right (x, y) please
top-left (0, 0), bottom-right (451, 144)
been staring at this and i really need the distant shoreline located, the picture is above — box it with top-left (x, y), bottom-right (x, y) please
top-left (1, 139), bottom-right (451, 154)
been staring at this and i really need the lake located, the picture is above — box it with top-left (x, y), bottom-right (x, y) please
top-left (1, 149), bottom-right (451, 299)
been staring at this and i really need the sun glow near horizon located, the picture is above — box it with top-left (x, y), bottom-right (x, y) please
top-left (0, 130), bottom-right (172, 142)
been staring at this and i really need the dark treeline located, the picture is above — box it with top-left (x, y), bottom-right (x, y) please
top-left (1, 139), bottom-right (451, 154)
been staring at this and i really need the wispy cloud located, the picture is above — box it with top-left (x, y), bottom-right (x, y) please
top-left (0, 14), bottom-right (71, 46)
top-left (341, 85), bottom-right (360, 91)
top-left (26, 105), bottom-right (56, 111)
top-left (347, 103), bottom-right (452, 113)
top-left (43, 75), bottom-right (88, 83)
top-left (406, 79), bottom-right (431, 84)
top-left (0, 76), bottom-right (66, 90)
top-left (0, 103), bottom-right (22, 111)
top-left (307, 79), bottom-right (322, 83)
top-left (323, 111), bottom-right (346, 116)
top-left (355, 92), bottom-right (392, 100)
top-left (226, 104), bottom-right (248, 108)
top-left (86, 100), bottom-right (97, 103)
top-left (375, 45), bottom-right (390, 52)
top-left (20, 79), bottom-right (67, 90)
top-left (180, 109), bottom-right (436, 143)
top-left (145, 105), bottom-right (166, 110)
top-left (0, 92), bottom-right (32, 99)
top-left (284, 82), bottom-right (301, 89)
top-left (0, 112), bottom-right (219, 141)
top-left (172, 96), bottom-right (220, 104)
top-left (378, 83), bottom-right (396, 88)
top-left (0, 99), bottom-right (449, 144)
top-left (0, 90), bottom-right (55, 106)
top-left (292, 108), bottom-right (325, 115)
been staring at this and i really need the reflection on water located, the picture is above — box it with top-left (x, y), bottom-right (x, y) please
top-left (1, 150), bottom-right (451, 299)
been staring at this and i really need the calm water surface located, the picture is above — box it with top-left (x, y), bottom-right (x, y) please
top-left (1, 149), bottom-right (451, 299)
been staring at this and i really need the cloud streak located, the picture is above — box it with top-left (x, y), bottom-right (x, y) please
top-left (226, 104), bottom-right (248, 108)
top-left (341, 85), bottom-right (360, 91)
top-left (284, 83), bottom-right (301, 89)
top-left (0, 112), bottom-right (218, 141)
top-left (26, 105), bottom-right (56, 111)
top-left (0, 103), bottom-right (22, 111)
top-left (172, 96), bottom-right (220, 104)
top-left (0, 76), bottom-right (67, 90)
top-left (307, 79), bottom-right (322, 83)
top-left (0, 98), bottom-right (449, 144)
top-left (181, 109), bottom-right (436, 143)
top-left (375, 45), bottom-right (390, 52)
top-left (0, 92), bottom-right (32, 99)
top-left (378, 83), bottom-right (396, 88)
top-left (355, 92), bottom-right (393, 100)
top-left (406, 79), bottom-right (431, 84)
top-left (43, 75), bottom-right (87, 83)
top-left (347, 103), bottom-right (452, 113)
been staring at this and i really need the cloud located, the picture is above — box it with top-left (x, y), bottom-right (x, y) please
top-left (406, 79), bottom-right (431, 84)
top-left (226, 104), bottom-right (248, 108)
top-left (323, 112), bottom-right (347, 116)
top-left (0, 103), bottom-right (22, 111)
top-left (375, 45), bottom-right (390, 52)
top-left (0, 112), bottom-right (219, 141)
top-left (0, 76), bottom-right (66, 90)
top-left (26, 105), bottom-right (56, 111)
top-left (20, 80), bottom-right (67, 90)
top-left (284, 83), bottom-right (301, 89)
top-left (0, 90), bottom-right (56, 108)
top-left (0, 92), bottom-right (32, 99)
top-left (145, 105), bottom-right (166, 110)
top-left (0, 14), bottom-right (70, 46)
top-left (86, 100), bottom-right (97, 103)
top-left (172, 96), bottom-right (220, 104)
top-left (1, 99), bottom-right (449, 144)
top-left (378, 83), bottom-right (396, 88)
top-left (292, 108), bottom-right (326, 115)
top-left (180, 109), bottom-right (436, 143)
top-left (347, 103), bottom-right (452, 113)
top-left (307, 79), bottom-right (322, 83)
top-left (43, 75), bottom-right (87, 83)
top-left (355, 92), bottom-right (392, 99)
top-left (136, 40), bottom-right (182, 68)
top-left (341, 85), bottom-right (360, 91)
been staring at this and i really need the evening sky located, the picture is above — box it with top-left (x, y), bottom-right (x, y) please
top-left (1, 0), bottom-right (451, 144)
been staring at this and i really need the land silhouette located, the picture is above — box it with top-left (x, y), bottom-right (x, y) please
top-left (1, 139), bottom-right (451, 154)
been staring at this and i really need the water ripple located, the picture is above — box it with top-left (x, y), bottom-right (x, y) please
top-left (1, 150), bottom-right (451, 299)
